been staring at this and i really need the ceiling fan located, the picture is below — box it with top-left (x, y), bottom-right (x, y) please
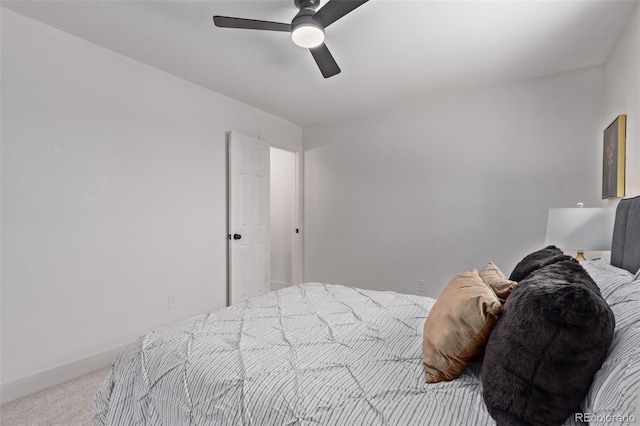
top-left (213, 0), bottom-right (369, 78)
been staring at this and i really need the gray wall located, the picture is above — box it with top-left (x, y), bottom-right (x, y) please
top-left (1, 9), bottom-right (301, 401)
top-left (303, 67), bottom-right (609, 297)
top-left (304, 0), bottom-right (640, 295)
top-left (605, 2), bottom-right (640, 199)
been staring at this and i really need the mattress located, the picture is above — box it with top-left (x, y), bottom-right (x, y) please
top-left (93, 283), bottom-right (495, 425)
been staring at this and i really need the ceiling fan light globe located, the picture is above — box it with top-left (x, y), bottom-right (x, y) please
top-left (291, 24), bottom-right (325, 48)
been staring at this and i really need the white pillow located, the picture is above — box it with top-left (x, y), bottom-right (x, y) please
top-left (582, 258), bottom-right (634, 300)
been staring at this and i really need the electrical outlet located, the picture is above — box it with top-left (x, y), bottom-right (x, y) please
top-left (417, 280), bottom-right (427, 294)
top-left (168, 293), bottom-right (177, 309)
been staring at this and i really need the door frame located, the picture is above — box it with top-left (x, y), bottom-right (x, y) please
top-left (269, 142), bottom-right (303, 287)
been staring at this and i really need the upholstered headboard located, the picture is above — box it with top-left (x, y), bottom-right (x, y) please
top-left (611, 196), bottom-right (640, 274)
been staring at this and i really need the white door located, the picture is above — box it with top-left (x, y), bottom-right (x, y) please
top-left (228, 132), bottom-right (270, 305)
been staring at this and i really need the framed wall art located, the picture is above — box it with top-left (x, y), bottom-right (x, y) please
top-left (602, 114), bottom-right (626, 199)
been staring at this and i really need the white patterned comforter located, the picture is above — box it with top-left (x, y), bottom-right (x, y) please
top-left (93, 283), bottom-right (494, 425)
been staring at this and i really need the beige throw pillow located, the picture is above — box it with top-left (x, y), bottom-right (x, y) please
top-left (479, 262), bottom-right (518, 302)
top-left (422, 269), bottom-right (502, 383)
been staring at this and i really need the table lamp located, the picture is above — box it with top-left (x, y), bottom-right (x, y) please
top-left (544, 206), bottom-right (615, 262)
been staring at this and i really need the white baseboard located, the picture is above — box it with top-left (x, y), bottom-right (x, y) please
top-left (270, 280), bottom-right (291, 291)
top-left (0, 343), bottom-right (129, 404)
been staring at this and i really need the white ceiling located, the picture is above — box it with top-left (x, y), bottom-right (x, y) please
top-left (2, 0), bottom-right (638, 126)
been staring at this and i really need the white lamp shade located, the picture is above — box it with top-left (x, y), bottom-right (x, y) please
top-left (545, 208), bottom-right (615, 251)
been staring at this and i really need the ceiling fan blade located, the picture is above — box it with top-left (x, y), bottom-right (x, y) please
top-left (313, 0), bottom-right (369, 28)
top-left (213, 16), bottom-right (291, 32)
top-left (310, 43), bottom-right (341, 78)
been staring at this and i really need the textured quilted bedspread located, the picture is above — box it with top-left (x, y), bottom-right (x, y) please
top-left (92, 283), bottom-right (494, 425)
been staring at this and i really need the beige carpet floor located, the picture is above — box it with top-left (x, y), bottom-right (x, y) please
top-left (0, 368), bottom-right (110, 426)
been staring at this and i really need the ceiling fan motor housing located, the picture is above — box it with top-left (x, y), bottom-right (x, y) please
top-left (294, 0), bottom-right (320, 14)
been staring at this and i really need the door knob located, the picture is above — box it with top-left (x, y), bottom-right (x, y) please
top-left (233, 234), bottom-right (242, 240)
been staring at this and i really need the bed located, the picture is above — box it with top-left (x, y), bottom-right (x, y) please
top-left (93, 197), bottom-right (640, 425)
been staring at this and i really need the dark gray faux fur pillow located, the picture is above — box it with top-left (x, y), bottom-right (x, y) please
top-left (482, 259), bottom-right (615, 426)
top-left (509, 245), bottom-right (571, 282)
